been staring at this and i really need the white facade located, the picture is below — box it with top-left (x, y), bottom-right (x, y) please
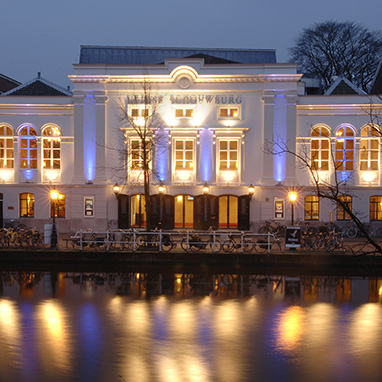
top-left (1, 51), bottom-right (381, 232)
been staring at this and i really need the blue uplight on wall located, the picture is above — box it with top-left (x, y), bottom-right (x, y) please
top-left (155, 129), bottom-right (169, 182)
top-left (200, 129), bottom-right (213, 182)
top-left (273, 95), bottom-right (287, 182)
top-left (83, 95), bottom-right (96, 183)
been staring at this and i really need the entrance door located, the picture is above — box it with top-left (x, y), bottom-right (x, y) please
top-left (194, 195), bottom-right (218, 230)
top-left (238, 195), bottom-right (250, 230)
top-left (117, 194), bottom-right (129, 229)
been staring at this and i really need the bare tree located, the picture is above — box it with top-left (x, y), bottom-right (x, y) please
top-left (290, 21), bottom-right (382, 92)
top-left (264, 135), bottom-right (382, 255)
top-left (112, 78), bottom-right (167, 231)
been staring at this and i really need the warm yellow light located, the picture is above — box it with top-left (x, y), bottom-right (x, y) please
top-left (221, 171), bottom-right (236, 182)
top-left (361, 171), bottom-right (377, 183)
top-left (113, 183), bottom-right (120, 194)
top-left (203, 182), bottom-right (209, 194)
top-left (248, 184), bottom-right (255, 195)
top-left (288, 191), bottom-right (297, 202)
top-left (177, 195), bottom-right (183, 202)
top-left (50, 189), bottom-right (59, 200)
top-left (158, 183), bottom-right (165, 194)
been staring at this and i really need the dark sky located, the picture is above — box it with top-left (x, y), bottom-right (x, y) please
top-left (2, 0), bottom-right (381, 89)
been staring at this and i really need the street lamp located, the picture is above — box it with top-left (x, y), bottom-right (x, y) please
top-left (113, 183), bottom-right (120, 198)
top-left (50, 189), bottom-right (59, 248)
top-left (288, 191), bottom-right (297, 226)
top-left (248, 184), bottom-right (254, 197)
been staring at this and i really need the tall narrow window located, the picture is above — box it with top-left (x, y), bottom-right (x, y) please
top-left (130, 139), bottom-right (150, 170)
top-left (174, 195), bottom-right (194, 228)
top-left (20, 193), bottom-right (34, 217)
top-left (370, 196), bottom-right (382, 221)
top-left (337, 195), bottom-right (352, 220)
top-left (175, 140), bottom-right (194, 170)
top-left (219, 140), bottom-right (238, 170)
top-left (0, 125), bottom-right (14, 169)
top-left (42, 126), bottom-right (61, 169)
top-left (51, 193), bottom-right (66, 218)
top-left (19, 126), bottom-right (37, 169)
top-left (360, 124), bottom-right (380, 171)
top-left (219, 195), bottom-right (238, 229)
top-left (335, 126), bottom-right (354, 171)
top-left (311, 126), bottom-right (330, 170)
top-left (304, 195), bottom-right (319, 220)
top-left (131, 194), bottom-right (146, 228)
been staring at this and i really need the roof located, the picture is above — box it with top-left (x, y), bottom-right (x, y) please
top-left (371, 58), bottom-right (382, 94)
top-left (0, 73), bottom-right (21, 94)
top-left (324, 76), bottom-right (366, 95)
top-left (79, 46), bottom-right (277, 65)
top-left (1, 73), bottom-right (72, 96)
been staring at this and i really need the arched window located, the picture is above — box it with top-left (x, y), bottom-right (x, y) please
top-left (19, 125), bottom-right (37, 169)
top-left (42, 125), bottom-right (61, 169)
top-left (0, 125), bottom-right (14, 169)
top-left (131, 194), bottom-right (146, 228)
top-left (360, 124), bottom-right (380, 171)
top-left (20, 193), bottom-right (34, 217)
top-left (304, 195), bottom-right (319, 220)
top-left (174, 194), bottom-right (194, 228)
top-left (51, 193), bottom-right (65, 218)
top-left (311, 125), bottom-right (330, 171)
top-left (335, 126), bottom-right (355, 171)
top-left (370, 196), bottom-right (382, 221)
top-left (219, 195), bottom-right (238, 229)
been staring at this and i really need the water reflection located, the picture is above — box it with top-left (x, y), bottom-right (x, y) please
top-left (0, 271), bottom-right (381, 382)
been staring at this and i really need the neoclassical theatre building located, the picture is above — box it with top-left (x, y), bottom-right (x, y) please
top-left (1, 46), bottom-right (381, 233)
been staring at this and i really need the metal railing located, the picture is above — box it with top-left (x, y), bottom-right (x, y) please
top-left (69, 229), bottom-right (282, 254)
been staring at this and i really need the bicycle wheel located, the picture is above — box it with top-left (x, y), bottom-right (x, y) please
top-left (180, 238), bottom-right (190, 252)
top-left (243, 239), bottom-right (253, 253)
top-left (208, 239), bottom-right (221, 252)
top-left (161, 235), bottom-right (174, 252)
top-left (254, 239), bottom-right (267, 253)
top-left (346, 227), bottom-right (358, 239)
top-left (222, 240), bottom-right (235, 252)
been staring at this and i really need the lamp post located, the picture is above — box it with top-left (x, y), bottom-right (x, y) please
top-left (50, 189), bottom-right (59, 248)
top-left (288, 191), bottom-right (297, 226)
top-left (248, 184), bottom-right (254, 198)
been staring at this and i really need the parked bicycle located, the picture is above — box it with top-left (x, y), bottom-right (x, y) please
top-left (180, 233), bottom-right (221, 252)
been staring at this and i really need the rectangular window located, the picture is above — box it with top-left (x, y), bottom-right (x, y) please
top-left (219, 107), bottom-right (240, 118)
top-left (51, 194), bottom-right (66, 218)
top-left (274, 199), bottom-right (285, 219)
top-left (130, 108), bottom-right (150, 118)
top-left (304, 195), bottom-right (319, 220)
top-left (337, 195), bottom-right (352, 221)
top-left (130, 139), bottom-right (150, 170)
top-left (175, 140), bottom-right (194, 170)
top-left (20, 193), bottom-right (34, 217)
top-left (311, 138), bottom-right (329, 171)
top-left (20, 137), bottom-right (37, 169)
top-left (43, 138), bottom-right (61, 169)
top-left (219, 140), bottom-right (238, 170)
top-left (360, 138), bottom-right (379, 171)
top-left (370, 196), bottom-right (382, 220)
top-left (175, 109), bottom-right (194, 118)
top-left (0, 137), bottom-right (14, 169)
top-left (84, 197), bottom-right (94, 217)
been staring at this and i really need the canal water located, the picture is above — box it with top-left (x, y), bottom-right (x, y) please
top-left (0, 271), bottom-right (381, 382)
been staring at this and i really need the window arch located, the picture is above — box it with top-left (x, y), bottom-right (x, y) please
top-left (42, 125), bottom-right (61, 169)
top-left (0, 124), bottom-right (14, 169)
top-left (360, 124), bottom-right (380, 171)
top-left (20, 193), bottom-right (34, 217)
top-left (19, 125), bottom-right (37, 169)
top-left (219, 195), bottom-right (238, 229)
top-left (311, 125), bottom-right (330, 171)
top-left (335, 125), bottom-right (355, 171)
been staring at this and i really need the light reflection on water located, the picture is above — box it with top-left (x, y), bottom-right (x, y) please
top-left (0, 272), bottom-right (381, 382)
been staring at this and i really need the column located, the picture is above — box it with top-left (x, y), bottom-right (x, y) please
top-left (261, 94), bottom-right (275, 185)
top-left (72, 92), bottom-right (85, 183)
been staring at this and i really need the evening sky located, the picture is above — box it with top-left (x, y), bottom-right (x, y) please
top-left (1, 0), bottom-right (381, 89)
